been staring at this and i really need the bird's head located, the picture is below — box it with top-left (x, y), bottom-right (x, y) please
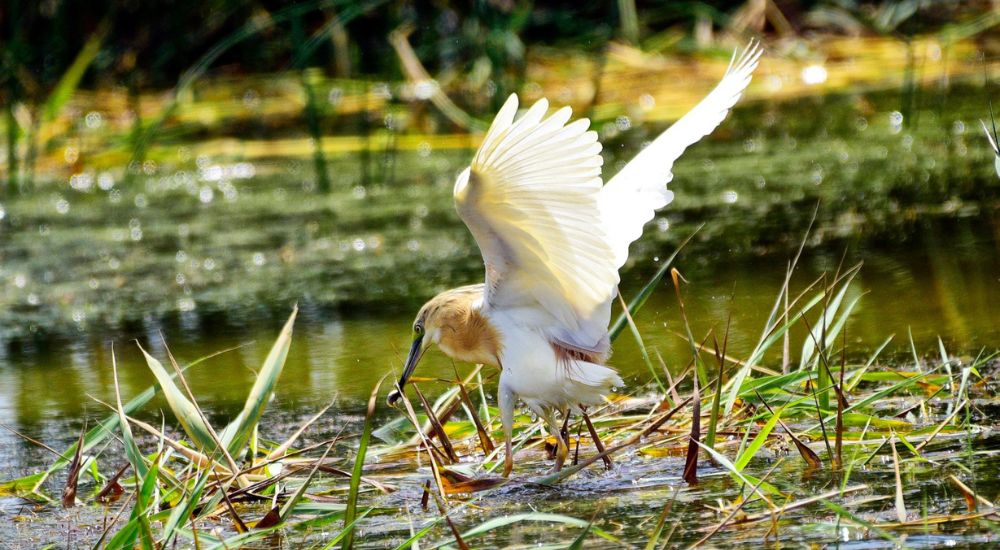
top-left (387, 288), bottom-right (476, 406)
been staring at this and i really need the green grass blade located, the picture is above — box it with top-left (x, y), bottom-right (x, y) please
top-left (344, 377), bottom-right (384, 549)
top-left (694, 440), bottom-right (783, 498)
top-left (568, 521), bottom-right (593, 549)
top-left (138, 344), bottom-right (218, 453)
top-left (320, 509), bottom-right (373, 550)
top-left (609, 227), bottom-right (700, 342)
top-left (846, 335), bottom-right (894, 391)
top-left (111, 348), bottom-right (148, 479)
top-left (161, 458), bottom-right (214, 546)
top-left (617, 294), bottom-right (665, 392)
top-left (723, 290), bottom-right (826, 416)
top-left (14, 348), bottom-right (228, 495)
top-left (219, 306), bottom-right (297, 454)
top-left (734, 406), bottom-right (784, 471)
top-left (107, 455), bottom-right (160, 550)
top-left (279, 439), bottom-right (334, 522)
top-left (43, 25), bottom-right (107, 121)
top-left (799, 271), bottom-right (859, 371)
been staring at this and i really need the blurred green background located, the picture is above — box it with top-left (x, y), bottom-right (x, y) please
top-left (0, 0), bottom-right (998, 424)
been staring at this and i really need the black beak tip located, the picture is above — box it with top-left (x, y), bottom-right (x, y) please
top-left (387, 389), bottom-right (402, 406)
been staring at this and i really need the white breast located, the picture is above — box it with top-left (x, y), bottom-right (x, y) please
top-left (489, 310), bottom-right (622, 411)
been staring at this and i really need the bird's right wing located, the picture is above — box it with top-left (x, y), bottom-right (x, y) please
top-left (600, 41), bottom-right (762, 267)
top-left (454, 94), bottom-right (618, 353)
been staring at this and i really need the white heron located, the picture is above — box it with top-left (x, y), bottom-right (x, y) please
top-left (388, 41), bottom-right (762, 476)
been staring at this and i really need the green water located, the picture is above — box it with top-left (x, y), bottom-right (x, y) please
top-left (1, 82), bottom-right (999, 547)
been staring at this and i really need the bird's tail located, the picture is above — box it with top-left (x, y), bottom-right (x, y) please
top-left (564, 361), bottom-right (624, 406)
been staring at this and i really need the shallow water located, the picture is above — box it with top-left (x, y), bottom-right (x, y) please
top-left (1, 81), bottom-right (999, 546)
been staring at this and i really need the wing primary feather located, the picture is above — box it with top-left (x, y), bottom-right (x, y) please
top-left (599, 39), bottom-right (762, 268)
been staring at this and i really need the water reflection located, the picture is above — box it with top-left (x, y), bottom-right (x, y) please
top-left (1, 212), bottom-right (996, 434)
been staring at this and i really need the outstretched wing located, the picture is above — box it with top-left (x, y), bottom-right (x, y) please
top-left (454, 94), bottom-right (617, 352)
top-left (600, 41), bottom-right (763, 267)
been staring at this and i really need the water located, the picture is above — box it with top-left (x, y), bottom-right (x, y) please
top-left (1, 81), bottom-right (999, 546)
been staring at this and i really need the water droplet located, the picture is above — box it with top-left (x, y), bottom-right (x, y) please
top-left (722, 190), bottom-right (738, 204)
top-left (615, 116), bottom-right (631, 131)
top-left (242, 89), bottom-right (260, 109)
top-left (14, 274), bottom-right (27, 288)
top-left (889, 111), bottom-right (904, 134)
top-left (55, 197), bottom-right (70, 214)
top-left (70, 174), bottom-right (93, 191)
top-left (372, 82), bottom-right (391, 100)
top-left (252, 252), bottom-right (265, 266)
top-left (26, 293), bottom-right (39, 305)
top-left (84, 111), bottom-right (103, 129)
top-left (811, 166), bottom-right (824, 185)
top-left (134, 194), bottom-right (148, 208)
top-left (199, 186), bottom-right (214, 204)
top-left (175, 273), bottom-right (186, 285)
top-left (413, 80), bottom-right (437, 100)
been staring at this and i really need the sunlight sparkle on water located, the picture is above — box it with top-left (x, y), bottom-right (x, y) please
top-left (801, 64), bottom-right (828, 85)
top-left (889, 111), bottom-right (904, 134)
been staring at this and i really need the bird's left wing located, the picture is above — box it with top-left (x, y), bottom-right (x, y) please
top-left (454, 94), bottom-right (618, 352)
top-left (600, 41), bottom-right (762, 267)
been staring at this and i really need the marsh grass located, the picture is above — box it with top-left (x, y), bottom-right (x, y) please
top-left (1, 238), bottom-right (998, 547)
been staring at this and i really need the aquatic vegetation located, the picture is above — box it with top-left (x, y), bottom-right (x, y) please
top-left (2, 241), bottom-right (997, 547)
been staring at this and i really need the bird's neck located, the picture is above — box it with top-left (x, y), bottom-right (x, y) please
top-left (437, 306), bottom-right (502, 367)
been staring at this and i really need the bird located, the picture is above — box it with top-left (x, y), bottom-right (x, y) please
top-left (388, 41), bottom-right (762, 477)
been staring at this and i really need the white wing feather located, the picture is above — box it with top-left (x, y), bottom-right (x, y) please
top-left (600, 41), bottom-right (763, 267)
top-left (455, 94), bottom-right (617, 352)
top-left (454, 41), bottom-right (761, 353)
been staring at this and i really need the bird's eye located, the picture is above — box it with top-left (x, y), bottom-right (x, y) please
top-left (414, 324), bottom-right (423, 335)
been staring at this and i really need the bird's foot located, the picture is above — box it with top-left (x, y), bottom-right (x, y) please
top-left (547, 439), bottom-right (568, 474)
top-left (502, 437), bottom-right (514, 478)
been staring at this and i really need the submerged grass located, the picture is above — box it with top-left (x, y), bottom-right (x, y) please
top-left (1, 237), bottom-right (999, 547)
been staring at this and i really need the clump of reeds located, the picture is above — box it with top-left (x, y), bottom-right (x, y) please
top-left (2, 231), bottom-right (997, 547)
top-left (1, 305), bottom-right (386, 548)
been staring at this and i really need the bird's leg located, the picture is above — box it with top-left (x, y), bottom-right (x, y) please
top-left (544, 410), bottom-right (569, 473)
top-left (580, 405), bottom-right (613, 470)
top-left (498, 384), bottom-right (515, 478)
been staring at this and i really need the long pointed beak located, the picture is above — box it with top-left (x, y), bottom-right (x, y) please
top-left (387, 334), bottom-right (424, 405)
